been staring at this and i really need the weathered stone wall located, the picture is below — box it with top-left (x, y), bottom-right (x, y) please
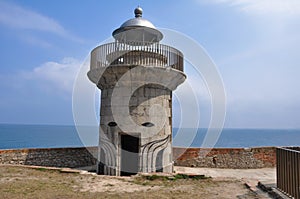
top-left (0, 147), bottom-right (276, 169)
top-left (0, 147), bottom-right (97, 168)
top-left (173, 147), bottom-right (276, 169)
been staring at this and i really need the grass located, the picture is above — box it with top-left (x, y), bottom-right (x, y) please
top-left (131, 173), bottom-right (213, 189)
top-left (0, 166), bottom-right (84, 199)
top-left (104, 183), bottom-right (114, 187)
top-left (140, 173), bottom-right (210, 182)
top-left (35, 167), bottom-right (47, 172)
top-left (0, 165), bottom-right (256, 199)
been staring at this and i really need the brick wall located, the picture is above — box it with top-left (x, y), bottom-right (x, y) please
top-left (173, 147), bottom-right (276, 169)
top-left (0, 147), bottom-right (276, 169)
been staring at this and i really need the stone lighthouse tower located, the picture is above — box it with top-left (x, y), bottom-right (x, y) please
top-left (87, 7), bottom-right (186, 176)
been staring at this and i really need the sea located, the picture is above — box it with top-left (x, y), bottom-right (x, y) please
top-left (0, 124), bottom-right (299, 149)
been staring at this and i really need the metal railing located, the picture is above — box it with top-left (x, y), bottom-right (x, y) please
top-left (277, 147), bottom-right (300, 199)
top-left (90, 41), bottom-right (184, 72)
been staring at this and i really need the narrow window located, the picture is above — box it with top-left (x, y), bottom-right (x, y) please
top-left (108, 122), bottom-right (117, 127)
top-left (142, 122), bottom-right (154, 127)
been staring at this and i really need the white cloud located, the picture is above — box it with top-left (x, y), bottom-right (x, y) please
top-left (19, 34), bottom-right (53, 48)
top-left (24, 57), bottom-right (82, 93)
top-left (206, 0), bottom-right (300, 17)
top-left (0, 1), bottom-right (83, 42)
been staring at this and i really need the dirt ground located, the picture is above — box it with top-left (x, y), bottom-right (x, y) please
top-left (0, 165), bottom-right (263, 199)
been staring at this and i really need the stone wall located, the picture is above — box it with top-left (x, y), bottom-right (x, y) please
top-left (0, 147), bottom-right (276, 169)
top-left (0, 147), bottom-right (97, 168)
top-left (173, 147), bottom-right (276, 169)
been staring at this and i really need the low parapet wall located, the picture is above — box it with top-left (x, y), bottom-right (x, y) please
top-left (173, 147), bottom-right (276, 169)
top-left (0, 147), bottom-right (97, 168)
top-left (0, 147), bottom-right (276, 169)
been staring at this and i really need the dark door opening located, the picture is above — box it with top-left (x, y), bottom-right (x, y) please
top-left (155, 149), bottom-right (164, 172)
top-left (97, 148), bottom-right (105, 175)
top-left (121, 134), bottom-right (139, 176)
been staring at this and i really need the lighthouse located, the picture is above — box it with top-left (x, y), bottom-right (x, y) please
top-left (87, 7), bottom-right (186, 176)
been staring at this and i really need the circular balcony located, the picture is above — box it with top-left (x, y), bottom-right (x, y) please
top-left (90, 42), bottom-right (184, 72)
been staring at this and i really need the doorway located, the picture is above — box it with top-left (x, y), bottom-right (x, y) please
top-left (155, 148), bottom-right (164, 172)
top-left (97, 148), bottom-right (105, 175)
top-left (120, 134), bottom-right (140, 176)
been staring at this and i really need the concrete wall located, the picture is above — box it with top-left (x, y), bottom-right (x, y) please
top-left (0, 147), bottom-right (276, 169)
top-left (173, 147), bottom-right (276, 169)
top-left (99, 84), bottom-right (174, 175)
top-left (94, 65), bottom-right (185, 175)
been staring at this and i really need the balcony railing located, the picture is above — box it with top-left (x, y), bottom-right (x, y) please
top-left (277, 147), bottom-right (300, 199)
top-left (90, 42), bottom-right (184, 72)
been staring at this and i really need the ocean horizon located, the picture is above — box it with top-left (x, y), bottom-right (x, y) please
top-left (0, 123), bottom-right (299, 150)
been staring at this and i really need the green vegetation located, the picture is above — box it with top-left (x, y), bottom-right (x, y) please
top-left (141, 173), bottom-right (211, 181)
top-left (35, 167), bottom-right (47, 172)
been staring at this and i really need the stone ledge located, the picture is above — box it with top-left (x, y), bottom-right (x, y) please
top-left (0, 146), bottom-right (277, 169)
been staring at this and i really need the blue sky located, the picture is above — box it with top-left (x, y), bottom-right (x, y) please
top-left (0, 0), bottom-right (299, 128)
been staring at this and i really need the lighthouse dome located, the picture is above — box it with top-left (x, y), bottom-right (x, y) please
top-left (112, 7), bottom-right (163, 45)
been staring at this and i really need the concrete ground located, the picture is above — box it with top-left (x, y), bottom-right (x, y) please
top-left (174, 166), bottom-right (276, 184)
top-left (174, 166), bottom-right (277, 198)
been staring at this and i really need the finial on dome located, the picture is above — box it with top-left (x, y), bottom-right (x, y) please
top-left (112, 6), bottom-right (163, 44)
top-left (134, 6), bottom-right (143, 18)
